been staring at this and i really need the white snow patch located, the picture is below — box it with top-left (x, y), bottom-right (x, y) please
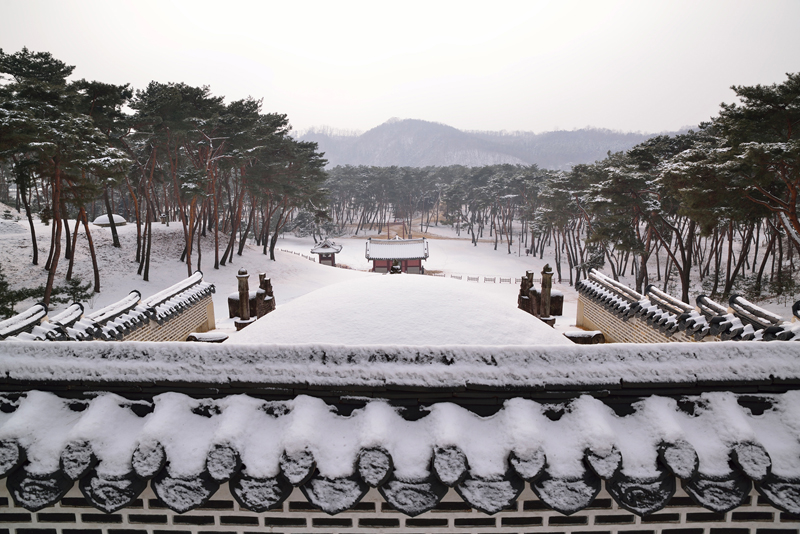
top-left (227, 274), bottom-right (569, 346)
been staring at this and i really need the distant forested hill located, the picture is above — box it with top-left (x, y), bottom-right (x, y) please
top-left (300, 118), bottom-right (689, 170)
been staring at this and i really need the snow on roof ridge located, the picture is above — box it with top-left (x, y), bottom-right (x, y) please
top-left (48, 303), bottom-right (84, 328)
top-left (730, 294), bottom-right (785, 325)
top-left (86, 290), bottom-right (141, 324)
top-left (587, 269), bottom-right (642, 302)
top-left (311, 238), bottom-right (343, 254)
top-left (142, 271), bottom-right (204, 308)
top-left (365, 237), bottom-right (429, 260)
top-left (0, 303), bottom-right (47, 339)
top-left (646, 284), bottom-right (694, 314)
top-left (1, 339), bottom-right (799, 388)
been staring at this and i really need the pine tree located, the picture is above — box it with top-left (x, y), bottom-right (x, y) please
top-left (0, 48), bottom-right (130, 304)
top-left (0, 264), bottom-right (14, 319)
top-left (714, 73), bottom-right (800, 248)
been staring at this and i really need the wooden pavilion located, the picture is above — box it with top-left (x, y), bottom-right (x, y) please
top-left (365, 237), bottom-right (429, 273)
top-left (310, 238), bottom-right (343, 266)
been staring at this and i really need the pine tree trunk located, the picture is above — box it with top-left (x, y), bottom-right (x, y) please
top-left (80, 207), bottom-right (101, 293)
top-left (196, 206), bottom-right (202, 273)
top-left (20, 190), bottom-right (37, 265)
top-left (62, 207), bottom-right (72, 260)
top-left (213, 171), bottom-right (220, 270)
top-left (126, 176), bottom-right (142, 264)
top-left (237, 204), bottom-right (254, 256)
top-left (66, 209), bottom-right (80, 280)
top-left (143, 214), bottom-right (152, 282)
top-left (45, 211), bottom-right (56, 272)
top-left (724, 221), bottom-right (734, 293)
top-left (104, 185), bottom-right (121, 248)
top-left (723, 223), bottom-right (754, 297)
top-left (754, 229), bottom-right (775, 297)
top-left (44, 162), bottom-right (62, 306)
top-left (775, 231), bottom-right (784, 293)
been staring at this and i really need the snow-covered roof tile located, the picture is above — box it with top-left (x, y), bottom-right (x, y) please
top-left (365, 238), bottom-right (429, 260)
top-left (578, 271), bottom-right (797, 342)
top-left (0, 273), bottom-right (215, 343)
top-left (86, 290), bottom-right (141, 325)
top-left (311, 238), bottom-right (343, 254)
top-left (0, 390), bottom-right (798, 516)
top-left (0, 303), bottom-right (47, 340)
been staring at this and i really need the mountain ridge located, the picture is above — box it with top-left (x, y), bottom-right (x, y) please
top-left (299, 118), bottom-right (690, 170)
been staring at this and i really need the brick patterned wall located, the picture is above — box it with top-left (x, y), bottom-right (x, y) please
top-left (122, 295), bottom-right (215, 343)
top-left (577, 296), bottom-right (720, 344)
top-left (0, 482), bottom-right (795, 534)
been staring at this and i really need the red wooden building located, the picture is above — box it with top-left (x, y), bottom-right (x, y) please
top-left (365, 237), bottom-right (429, 273)
top-left (311, 238), bottom-right (343, 266)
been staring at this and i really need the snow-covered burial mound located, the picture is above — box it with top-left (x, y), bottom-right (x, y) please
top-left (92, 213), bottom-right (127, 226)
top-left (229, 274), bottom-right (570, 346)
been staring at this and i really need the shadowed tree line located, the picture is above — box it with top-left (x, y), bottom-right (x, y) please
top-left (0, 48), bottom-right (327, 306)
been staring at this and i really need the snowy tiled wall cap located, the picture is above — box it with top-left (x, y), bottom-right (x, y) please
top-left (578, 269), bottom-right (799, 341)
top-left (0, 391), bottom-right (799, 516)
top-left (1, 272), bottom-right (215, 341)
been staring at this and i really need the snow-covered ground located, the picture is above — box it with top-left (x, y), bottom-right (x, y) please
top-left (1, 200), bottom-right (794, 343)
top-left (0, 203), bottom-right (579, 341)
top-left (228, 274), bottom-right (571, 346)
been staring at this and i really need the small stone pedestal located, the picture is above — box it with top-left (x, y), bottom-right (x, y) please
top-left (564, 331), bottom-right (605, 344)
top-left (540, 316), bottom-right (556, 327)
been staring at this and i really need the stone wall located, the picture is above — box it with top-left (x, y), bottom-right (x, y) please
top-left (1, 481), bottom-right (793, 534)
top-left (123, 294), bottom-right (215, 342)
top-left (577, 295), bottom-right (718, 344)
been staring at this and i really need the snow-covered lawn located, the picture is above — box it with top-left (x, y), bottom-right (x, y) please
top-left (1, 200), bottom-right (794, 343)
top-left (228, 274), bottom-right (571, 346)
top-left (0, 204), bottom-right (579, 340)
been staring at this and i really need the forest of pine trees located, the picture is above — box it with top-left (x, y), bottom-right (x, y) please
top-left (0, 48), bottom-right (327, 305)
top-left (319, 74), bottom-right (800, 303)
top-left (1, 47), bottom-right (798, 307)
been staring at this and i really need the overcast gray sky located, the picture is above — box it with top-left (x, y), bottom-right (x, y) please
top-left (2, 0), bottom-right (798, 135)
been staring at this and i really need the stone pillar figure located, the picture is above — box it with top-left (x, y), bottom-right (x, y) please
top-left (518, 270), bottom-right (533, 313)
top-left (262, 276), bottom-right (276, 312)
top-left (541, 264), bottom-right (553, 321)
top-left (235, 268), bottom-right (250, 330)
